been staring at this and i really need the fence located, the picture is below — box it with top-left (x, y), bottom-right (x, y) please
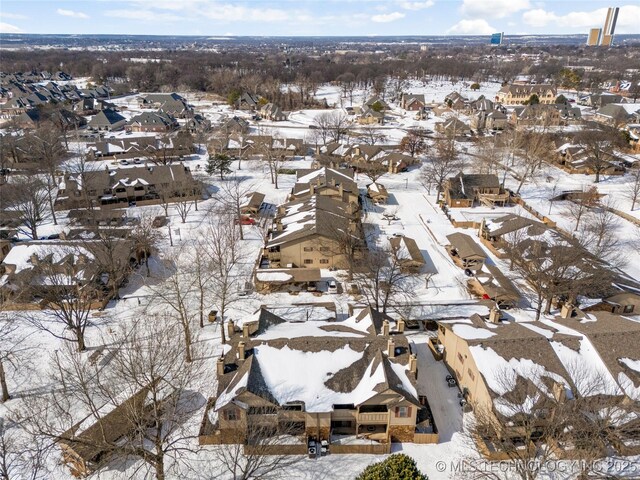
top-left (330, 443), bottom-right (391, 454)
top-left (413, 433), bottom-right (439, 444)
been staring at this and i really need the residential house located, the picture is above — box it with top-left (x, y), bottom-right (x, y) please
top-left (400, 93), bottom-right (426, 111)
top-left (367, 182), bottom-right (389, 204)
top-left (0, 240), bottom-right (139, 307)
top-left (468, 97), bottom-right (494, 112)
top-left (470, 110), bottom-right (507, 131)
top-left (380, 152), bottom-right (418, 174)
top-left (495, 83), bottom-right (557, 105)
top-left (55, 164), bottom-right (201, 210)
top-left (437, 310), bottom-right (640, 458)
top-left (254, 268), bottom-right (321, 293)
top-left (510, 104), bottom-right (562, 127)
top-left (580, 93), bottom-right (624, 108)
top-left (139, 93), bottom-right (191, 118)
top-left (357, 106), bottom-right (384, 125)
top-left (126, 111), bottom-right (178, 133)
top-left (364, 96), bottom-right (390, 111)
top-left (235, 92), bottom-right (260, 111)
top-left (87, 109), bottom-right (127, 131)
top-left (184, 113), bottom-right (212, 133)
top-left (290, 167), bottom-right (359, 206)
top-left (201, 305), bottom-right (431, 452)
top-left (389, 236), bottom-right (425, 272)
top-left (263, 195), bottom-right (362, 270)
top-left (221, 116), bottom-right (249, 134)
top-left (86, 136), bottom-right (191, 162)
top-left (593, 104), bottom-right (634, 126)
top-left (443, 173), bottom-right (508, 208)
top-left (555, 142), bottom-right (625, 176)
top-left (446, 233), bottom-right (486, 272)
top-left (435, 118), bottom-right (472, 137)
top-left (444, 92), bottom-right (467, 110)
top-left (72, 97), bottom-right (114, 115)
top-left (59, 383), bottom-right (156, 477)
top-left (260, 103), bottom-right (287, 121)
top-left (239, 191), bottom-right (265, 216)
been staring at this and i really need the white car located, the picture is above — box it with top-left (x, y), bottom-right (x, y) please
top-left (327, 281), bottom-right (338, 294)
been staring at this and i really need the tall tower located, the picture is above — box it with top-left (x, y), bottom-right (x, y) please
top-left (587, 28), bottom-right (602, 46)
top-left (601, 7), bottom-right (619, 46)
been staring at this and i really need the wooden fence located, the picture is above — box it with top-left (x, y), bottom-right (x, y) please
top-left (413, 433), bottom-right (439, 444)
top-left (330, 443), bottom-right (391, 454)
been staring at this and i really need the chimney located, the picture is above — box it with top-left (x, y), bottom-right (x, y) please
top-left (276, 222), bottom-right (283, 232)
top-left (489, 307), bottom-right (501, 324)
top-left (242, 323), bottom-right (250, 338)
top-left (339, 184), bottom-right (344, 198)
top-left (310, 184), bottom-right (315, 195)
top-left (382, 319), bottom-right (390, 336)
top-left (409, 354), bottom-right (417, 375)
top-left (552, 381), bottom-right (567, 402)
top-left (216, 357), bottom-right (225, 376)
top-left (560, 303), bottom-right (574, 319)
top-left (238, 341), bottom-right (246, 361)
top-left (387, 339), bottom-right (396, 358)
top-left (227, 319), bottom-right (235, 339)
top-left (398, 319), bottom-right (405, 333)
top-left (29, 253), bottom-right (39, 266)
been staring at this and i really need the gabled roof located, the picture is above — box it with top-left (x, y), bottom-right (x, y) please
top-left (446, 233), bottom-right (486, 260)
top-left (88, 109), bottom-right (126, 127)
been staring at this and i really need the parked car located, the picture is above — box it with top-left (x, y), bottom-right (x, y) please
top-left (133, 158), bottom-right (142, 164)
top-left (234, 216), bottom-right (256, 225)
top-left (327, 281), bottom-right (338, 294)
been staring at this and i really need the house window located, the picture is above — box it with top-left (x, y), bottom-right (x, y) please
top-left (303, 259), bottom-right (313, 264)
top-left (394, 406), bottom-right (411, 418)
top-left (623, 304), bottom-right (634, 313)
top-left (303, 247), bottom-right (314, 252)
top-left (223, 408), bottom-right (239, 421)
top-left (467, 368), bottom-right (475, 381)
top-left (319, 259), bottom-right (329, 264)
top-left (457, 353), bottom-right (465, 364)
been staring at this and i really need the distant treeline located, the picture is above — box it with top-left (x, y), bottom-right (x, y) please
top-left (2, 44), bottom-right (639, 104)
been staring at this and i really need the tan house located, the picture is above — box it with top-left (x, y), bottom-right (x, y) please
top-left (446, 233), bottom-right (486, 271)
top-left (510, 104), bottom-right (562, 127)
top-left (554, 143), bottom-right (625, 176)
top-left (239, 191), bottom-right (265, 216)
top-left (290, 167), bottom-right (359, 207)
top-left (470, 110), bottom-right (507, 131)
top-left (435, 118), bottom-right (471, 137)
top-left (389, 236), bottom-right (425, 271)
top-left (495, 83), bottom-right (557, 105)
top-left (443, 173), bottom-right (508, 208)
top-left (400, 93), bottom-right (426, 111)
top-left (200, 306), bottom-right (433, 453)
top-left (263, 195), bottom-right (362, 270)
top-left (367, 182), bottom-right (389, 204)
top-left (437, 310), bottom-right (640, 459)
top-left (55, 164), bottom-right (201, 210)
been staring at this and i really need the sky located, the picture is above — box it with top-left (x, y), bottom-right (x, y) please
top-left (0, 0), bottom-right (639, 37)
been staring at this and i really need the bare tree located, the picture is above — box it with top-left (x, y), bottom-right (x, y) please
top-left (217, 178), bottom-right (257, 241)
top-left (131, 209), bottom-right (163, 277)
top-left (625, 168), bottom-right (640, 211)
top-left (5, 176), bottom-right (49, 240)
top-left (0, 418), bottom-right (50, 480)
top-left (24, 126), bottom-right (66, 225)
top-left (313, 111), bottom-right (351, 145)
top-left (0, 314), bottom-right (33, 402)
top-left (20, 317), bottom-right (203, 480)
top-left (512, 130), bottom-right (553, 195)
top-left (565, 187), bottom-right (599, 232)
top-left (578, 126), bottom-right (626, 184)
top-left (360, 161), bottom-right (387, 185)
top-left (419, 136), bottom-right (463, 202)
top-left (150, 253), bottom-right (198, 363)
top-left (174, 197), bottom-right (193, 224)
top-left (203, 216), bottom-right (246, 344)
top-left (400, 128), bottom-right (428, 157)
top-left (353, 245), bottom-right (416, 314)
top-left (213, 421), bottom-right (303, 480)
top-left (358, 124), bottom-right (387, 146)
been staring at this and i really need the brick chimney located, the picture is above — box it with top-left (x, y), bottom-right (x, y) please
top-left (242, 323), bottom-right (250, 338)
top-left (560, 303), bottom-right (574, 319)
top-left (227, 319), bottom-right (235, 339)
top-left (382, 319), bottom-right (390, 336)
top-left (216, 357), bottom-right (225, 376)
top-left (387, 339), bottom-right (395, 358)
top-left (310, 184), bottom-right (315, 195)
top-left (238, 341), bottom-right (246, 361)
top-left (489, 307), bottom-right (501, 324)
top-left (409, 354), bottom-right (417, 375)
top-left (398, 319), bottom-right (405, 333)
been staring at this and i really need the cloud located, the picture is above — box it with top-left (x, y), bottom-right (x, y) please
top-left (201, 5), bottom-right (289, 22)
top-left (57, 8), bottom-right (89, 19)
top-left (104, 10), bottom-right (182, 22)
top-left (522, 5), bottom-right (640, 33)
top-left (447, 19), bottom-right (496, 35)
top-left (0, 22), bottom-right (22, 33)
top-left (0, 12), bottom-right (27, 20)
top-left (461, 0), bottom-right (530, 19)
top-left (398, 0), bottom-right (434, 10)
top-left (372, 12), bottom-right (406, 23)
